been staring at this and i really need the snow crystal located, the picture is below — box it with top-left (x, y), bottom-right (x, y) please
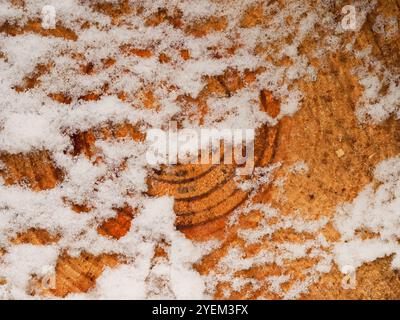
top-left (334, 156), bottom-right (400, 270)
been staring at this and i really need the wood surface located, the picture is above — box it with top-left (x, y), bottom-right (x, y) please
top-left (0, 0), bottom-right (399, 299)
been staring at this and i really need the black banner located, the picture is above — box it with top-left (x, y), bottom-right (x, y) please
top-left (0, 299), bottom-right (394, 318)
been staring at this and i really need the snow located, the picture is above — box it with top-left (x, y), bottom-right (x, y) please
top-left (77, 196), bottom-right (206, 299)
top-left (334, 156), bottom-right (400, 270)
top-left (1, 245), bottom-right (58, 299)
top-left (0, 113), bottom-right (64, 153)
top-left (0, 0), bottom-right (399, 300)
